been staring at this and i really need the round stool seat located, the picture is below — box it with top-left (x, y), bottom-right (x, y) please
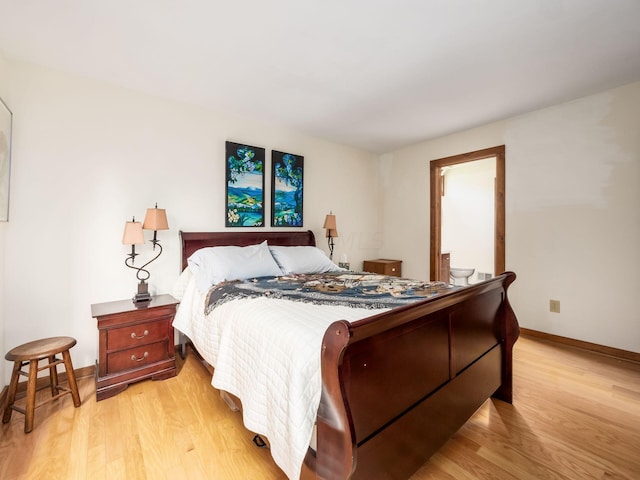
top-left (5, 336), bottom-right (77, 362)
top-left (3, 336), bottom-right (81, 433)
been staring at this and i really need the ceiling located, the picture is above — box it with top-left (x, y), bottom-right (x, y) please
top-left (1, 0), bottom-right (639, 153)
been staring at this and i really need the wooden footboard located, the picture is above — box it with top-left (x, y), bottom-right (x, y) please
top-left (307, 272), bottom-right (518, 480)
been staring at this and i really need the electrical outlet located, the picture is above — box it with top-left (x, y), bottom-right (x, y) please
top-left (550, 299), bottom-right (560, 313)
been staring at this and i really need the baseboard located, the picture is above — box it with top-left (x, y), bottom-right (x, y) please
top-left (1, 364), bottom-right (95, 401)
top-left (73, 365), bottom-right (96, 379)
top-left (520, 328), bottom-right (640, 363)
top-left (1, 346), bottom-right (191, 402)
top-left (1, 347), bottom-right (194, 404)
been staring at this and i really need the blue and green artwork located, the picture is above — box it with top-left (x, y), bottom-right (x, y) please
top-left (271, 150), bottom-right (303, 227)
top-left (225, 142), bottom-right (265, 227)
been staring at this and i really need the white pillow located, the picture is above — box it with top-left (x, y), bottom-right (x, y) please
top-left (188, 241), bottom-right (283, 293)
top-left (269, 245), bottom-right (345, 275)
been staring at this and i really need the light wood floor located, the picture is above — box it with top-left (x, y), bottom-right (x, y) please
top-left (1, 335), bottom-right (639, 479)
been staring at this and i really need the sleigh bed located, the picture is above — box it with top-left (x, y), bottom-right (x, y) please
top-left (174, 230), bottom-right (519, 480)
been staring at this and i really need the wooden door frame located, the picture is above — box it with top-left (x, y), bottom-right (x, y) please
top-left (429, 145), bottom-right (505, 281)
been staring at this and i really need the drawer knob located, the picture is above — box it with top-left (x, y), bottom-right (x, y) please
top-left (131, 330), bottom-right (149, 339)
top-left (131, 352), bottom-right (149, 362)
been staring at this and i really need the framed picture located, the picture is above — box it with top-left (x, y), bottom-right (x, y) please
top-left (271, 150), bottom-right (303, 227)
top-left (0, 96), bottom-right (12, 222)
top-left (225, 141), bottom-right (265, 227)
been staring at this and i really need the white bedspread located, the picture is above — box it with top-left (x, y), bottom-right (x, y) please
top-left (172, 275), bottom-right (387, 479)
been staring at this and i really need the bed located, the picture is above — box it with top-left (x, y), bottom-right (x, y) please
top-left (173, 230), bottom-right (519, 480)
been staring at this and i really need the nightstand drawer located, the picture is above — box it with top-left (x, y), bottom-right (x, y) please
top-left (107, 319), bottom-right (169, 351)
top-left (106, 340), bottom-right (169, 374)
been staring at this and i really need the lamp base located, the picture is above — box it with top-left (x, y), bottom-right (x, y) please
top-left (133, 281), bottom-right (152, 304)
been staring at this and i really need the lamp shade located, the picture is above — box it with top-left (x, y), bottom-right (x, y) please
top-left (122, 220), bottom-right (144, 245)
top-left (323, 214), bottom-right (338, 237)
top-left (322, 214), bottom-right (336, 230)
top-left (143, 206), bottom-right (169, 231)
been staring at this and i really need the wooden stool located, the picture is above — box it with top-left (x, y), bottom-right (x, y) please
top-left (2, 336), bottom-right (81, 433)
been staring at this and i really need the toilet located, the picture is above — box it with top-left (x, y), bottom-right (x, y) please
top-left (450, 267), bottom-right (475, 286)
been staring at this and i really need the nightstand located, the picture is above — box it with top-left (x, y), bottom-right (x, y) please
top-left (91, 294), bottom-right (179, 401)
top-left (363, 259), bottom-right (402, 277)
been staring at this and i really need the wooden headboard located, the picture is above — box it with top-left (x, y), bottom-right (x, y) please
top-left (179, 230), bottom-right (316, 270)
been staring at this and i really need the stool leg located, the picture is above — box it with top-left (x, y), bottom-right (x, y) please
top-left (2, 361), bottom-right (21, 424)
top-left (48, 355), bottom-right (59, 397)
top-left (62, 350), bottom-right (81, 407)
top-left (25, 359), bottom-right (38, 433)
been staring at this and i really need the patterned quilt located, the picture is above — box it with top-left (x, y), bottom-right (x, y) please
top-left (205, 272), bottom-right (456, 314)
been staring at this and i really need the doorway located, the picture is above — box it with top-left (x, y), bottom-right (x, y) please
top-left (429, 145), bottom-right (505, 282)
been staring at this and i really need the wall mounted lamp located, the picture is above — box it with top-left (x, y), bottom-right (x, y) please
top-left (323, 212), bottom-right (338, 260)
top-left (122, 203), bottom-right (169, 304)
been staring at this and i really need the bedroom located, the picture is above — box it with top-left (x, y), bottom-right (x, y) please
top-left (0, 1), bottom-right (639, 479)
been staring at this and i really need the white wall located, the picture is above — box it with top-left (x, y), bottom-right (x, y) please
top-left (0, 57), bottom-right (381, 384)
top-left (441, 157), bottom-right (495, 283)
top-left (0, 51), bottom-right (9, 386)
top-left (380, 82), bottom-right (640, 353)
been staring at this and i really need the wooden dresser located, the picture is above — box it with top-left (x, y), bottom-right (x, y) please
top-left (91, 294), bottom-right (178, 401)
top-left (363, 259), bottom-right (402, 277)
